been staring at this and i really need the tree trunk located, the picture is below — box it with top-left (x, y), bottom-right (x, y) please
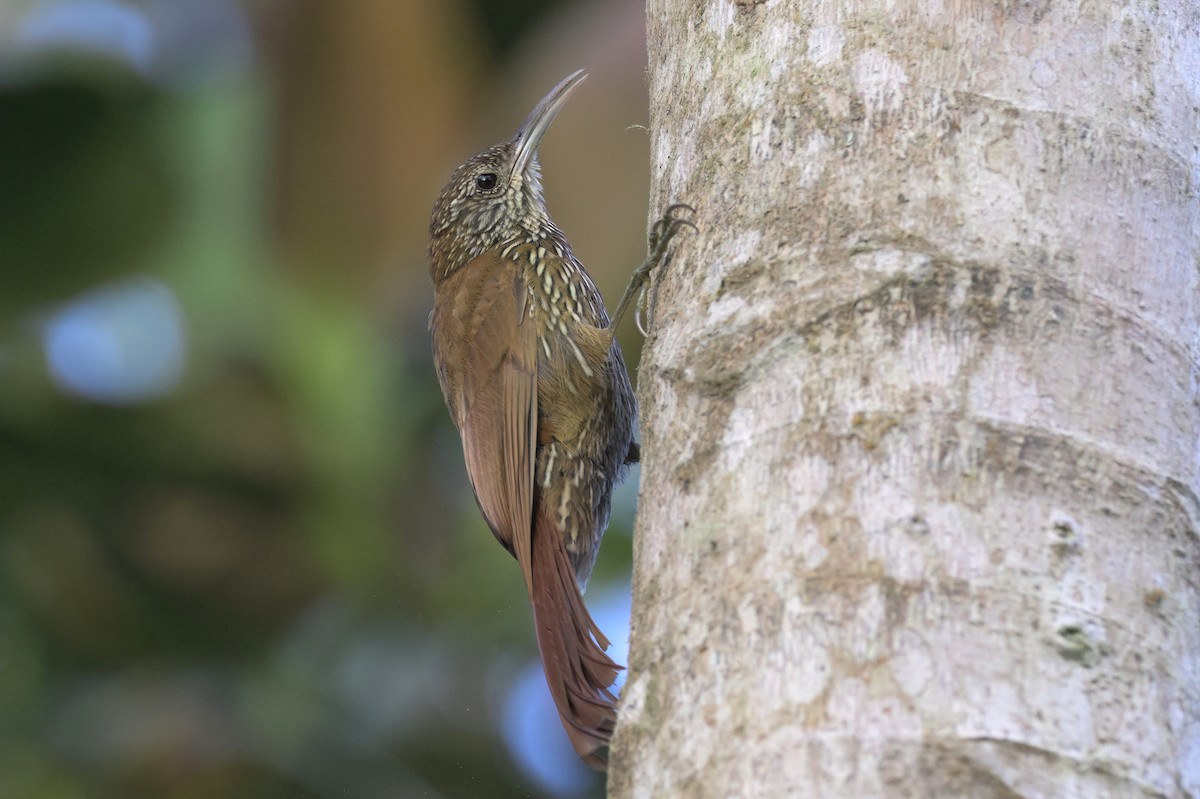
top-left (610, 1), bottom-right (1200, 797)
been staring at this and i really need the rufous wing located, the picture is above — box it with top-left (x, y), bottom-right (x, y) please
top-left (431, 251), bottom-right (536, 594)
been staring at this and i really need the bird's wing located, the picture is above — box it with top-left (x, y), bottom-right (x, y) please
top-left (431, 251), bottom-right (537, 594)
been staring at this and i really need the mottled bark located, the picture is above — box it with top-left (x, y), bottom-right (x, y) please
top-left (611, 1), bottom-right (1200, 797)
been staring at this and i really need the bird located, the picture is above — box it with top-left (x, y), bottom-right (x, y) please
top-left (427, 69), bottom-right (692, 769)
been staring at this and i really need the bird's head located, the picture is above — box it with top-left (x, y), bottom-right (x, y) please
top-left (429, 70), bottom-right (586, 283)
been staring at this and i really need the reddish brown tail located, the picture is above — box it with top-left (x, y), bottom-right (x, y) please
top-left (529, 506), bottom-right (621, 769)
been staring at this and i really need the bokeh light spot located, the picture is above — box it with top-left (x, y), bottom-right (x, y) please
top-left (43, 276), bottom-right (186, 404)
top-left (16, 0), bottom-right (156, 72)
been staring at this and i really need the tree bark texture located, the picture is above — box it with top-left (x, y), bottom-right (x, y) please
top-left (611, 1), bottom-right (1199, 797)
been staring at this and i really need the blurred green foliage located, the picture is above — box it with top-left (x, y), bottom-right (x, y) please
top-left (0, 66), bottom-right (172, 317)
top-left (0, 0), bottom-right (648, 797)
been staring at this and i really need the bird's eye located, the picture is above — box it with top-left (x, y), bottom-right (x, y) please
top-left (475, 173), bottom-right (498, 191)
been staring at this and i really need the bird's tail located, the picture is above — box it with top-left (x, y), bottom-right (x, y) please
top-left (529, 506), bottom-right (621, 769)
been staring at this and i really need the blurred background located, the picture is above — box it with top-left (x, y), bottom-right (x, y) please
top-left (0, 0), bottom-right (653, 796)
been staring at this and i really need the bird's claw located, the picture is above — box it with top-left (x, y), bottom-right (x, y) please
top-left (637, 204), bottom-right (696, 334)
top-left (610, 203), bottom-right (696, 335)
top-left (648, 203), bottom-right (697, 255)
top-left (635, 280), bottom-right (654, 336)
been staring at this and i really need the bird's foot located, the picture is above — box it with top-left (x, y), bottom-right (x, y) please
top-left (610, 203), bottom-right (696, 335)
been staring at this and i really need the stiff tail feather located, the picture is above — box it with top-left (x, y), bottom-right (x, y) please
top-left (529, 507), bottom-right (622, 769)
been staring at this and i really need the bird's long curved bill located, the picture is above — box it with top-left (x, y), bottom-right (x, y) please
top-left (511, 69), bottom-right (588, 179)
